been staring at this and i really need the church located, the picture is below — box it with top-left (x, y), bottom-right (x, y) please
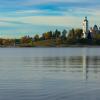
top-left (82, 17), bottom-right (100, 39)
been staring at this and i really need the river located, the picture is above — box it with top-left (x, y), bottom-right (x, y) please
top-left (0, 48), bottom-right (100, 100)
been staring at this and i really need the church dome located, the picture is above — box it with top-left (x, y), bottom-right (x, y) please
top-left (93, 25), bottom-right (98, 31)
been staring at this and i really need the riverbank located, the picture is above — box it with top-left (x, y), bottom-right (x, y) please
top-left (0, 45), bottom-right (100, 48)
top-left (0, 38), bottom-right (100, 48)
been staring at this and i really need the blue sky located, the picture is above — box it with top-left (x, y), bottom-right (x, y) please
top-left (0, 0), bottom-right (100, 38)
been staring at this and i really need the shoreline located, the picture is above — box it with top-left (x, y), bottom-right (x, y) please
top-left (0, 45), bottom-right (100, 48)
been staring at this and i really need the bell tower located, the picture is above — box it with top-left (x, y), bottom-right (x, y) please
top-left (82, 17), bottom-right (88, 38)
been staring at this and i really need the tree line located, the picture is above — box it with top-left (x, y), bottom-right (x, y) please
top-left (0, 28), bottom-right (100, 47)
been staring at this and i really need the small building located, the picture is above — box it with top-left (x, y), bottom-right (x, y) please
top-left (93, 25), bottom-right (98, 31)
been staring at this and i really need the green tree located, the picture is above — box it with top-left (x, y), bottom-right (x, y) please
top-left (48, 31), bottom-right (53, 39)
top-left (68, 28), bottom-right (83, 39)
top-left (54, 29), bottom-right (61, 38)
top-left (62, 29), bottom-right (67, 39)
top-left (74, 29), bottom-right (83, 39)
top-left (34, 34), bottom-right (39, 41)
top-left (0, 38), bottom-right (3, 45)
top-left (68, 28), bottom-right (75, 39)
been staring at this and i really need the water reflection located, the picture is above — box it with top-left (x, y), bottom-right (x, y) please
top-left (30, 49), bottom-right (100, 81)
top-left (0, 48), bottom-right (100, 100)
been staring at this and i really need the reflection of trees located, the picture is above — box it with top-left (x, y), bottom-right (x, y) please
top-left (68, 56), bottom-right (83, 66)
top-left (41, 57), bottom-right (68, 68)
top-left (83, 56), bottom-right (100, 80)
top-left (88, 56), bottom-right (100, 74)
top-left (85, 56), bottom-right (100, 74)
top-left (88, 56), bottom-right (100, 65)
top-left (39, 56), bottom-right (83, 68)
top-left (31, 55), bottom-right (100, 77)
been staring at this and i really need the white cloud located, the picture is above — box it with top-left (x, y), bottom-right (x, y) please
top-left (15, 10), bottom-right (45, 14)
top-left (17, 16), bottom-right (82, 27)
top-left (20, 0), bottom-right (93, 6)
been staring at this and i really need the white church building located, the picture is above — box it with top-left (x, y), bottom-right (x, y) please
top-left (82, 17), bottom-right (89, 38)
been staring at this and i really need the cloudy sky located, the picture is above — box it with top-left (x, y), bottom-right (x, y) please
top-left (0, 0), bottom-right (100, 38)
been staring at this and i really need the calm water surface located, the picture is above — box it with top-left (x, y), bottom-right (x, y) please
top-left (0, 48), bottom-right (100, 100)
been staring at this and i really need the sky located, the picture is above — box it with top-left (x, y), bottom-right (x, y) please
top-left (0, 0), bottom-right (100, 38)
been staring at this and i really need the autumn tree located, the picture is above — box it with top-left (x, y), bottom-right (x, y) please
top-left (68, 28), bottom-right (83, 39)
top-left (67, 28), bottom-right (75, 39)
top-left (74, 29), bottom-right (83, 39)
top-left (20, 36), bottom-right (32, 44)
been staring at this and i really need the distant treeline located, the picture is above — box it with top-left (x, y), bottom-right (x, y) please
top-left (0, 28), bottom-right (100, 47)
